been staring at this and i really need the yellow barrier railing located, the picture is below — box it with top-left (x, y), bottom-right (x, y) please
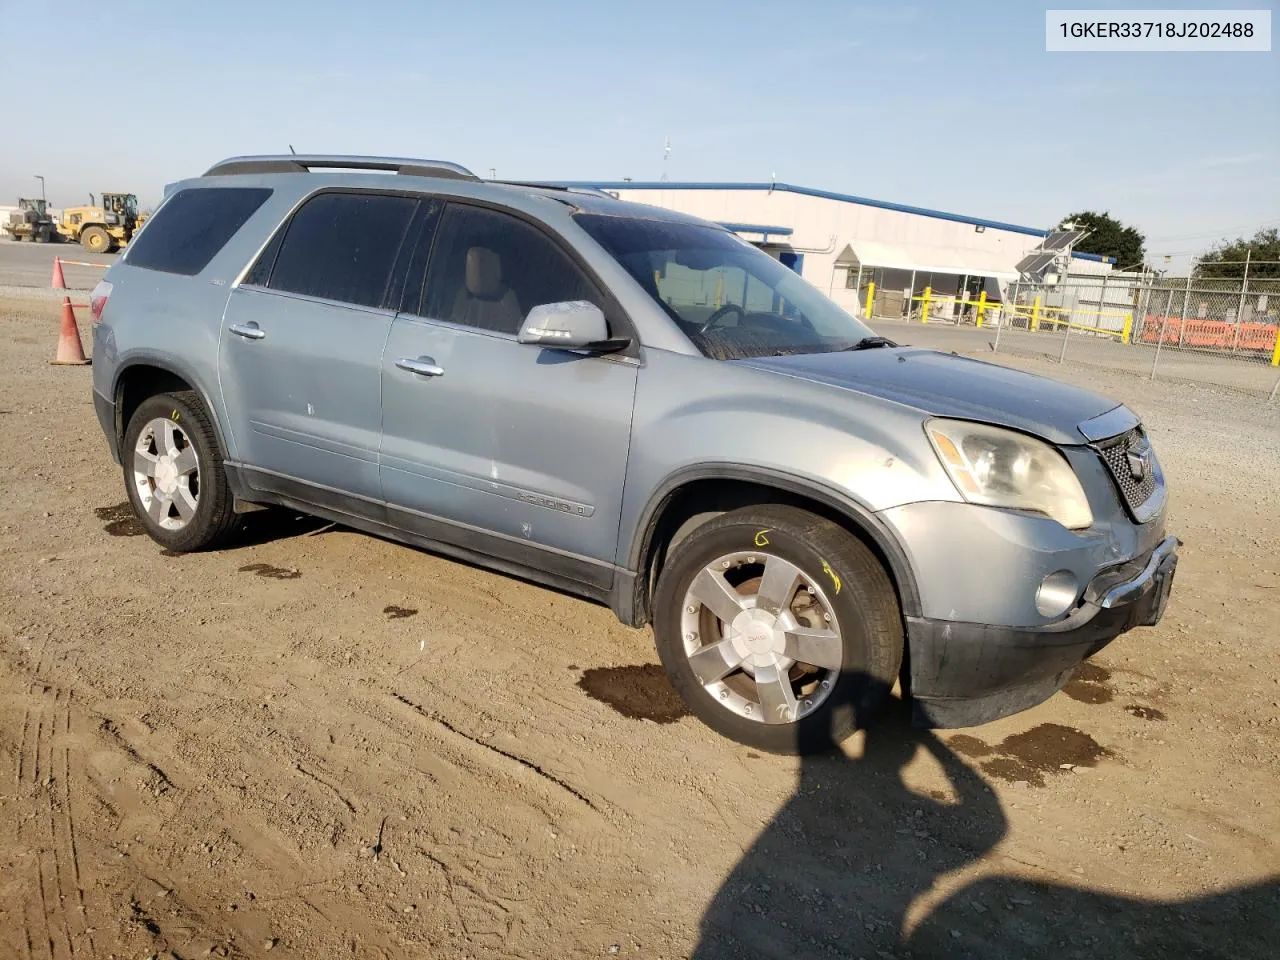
top-left (904, 291), bottom-right (994, 322)
top-left (906, 290), bottom-right (1134, 343)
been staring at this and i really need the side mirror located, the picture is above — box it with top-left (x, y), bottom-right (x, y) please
top-left (518, 301), bottom-right (628, 352)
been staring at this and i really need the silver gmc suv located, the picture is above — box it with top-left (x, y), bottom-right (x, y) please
top-left (90, 155), bottom-right (1178, 754)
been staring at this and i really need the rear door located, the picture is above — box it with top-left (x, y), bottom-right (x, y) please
top-left (379, 202), bottom-right (639, 587)
top-left (219, 191), bottom-right (419, 502)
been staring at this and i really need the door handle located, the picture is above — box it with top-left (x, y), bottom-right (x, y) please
top-left (228, 322), bottom-right (266, 340)
top-left (395, 356), bottom-right (445, 377)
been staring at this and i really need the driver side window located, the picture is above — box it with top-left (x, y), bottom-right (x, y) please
top-left (419, 204), bottom-right (605, 336)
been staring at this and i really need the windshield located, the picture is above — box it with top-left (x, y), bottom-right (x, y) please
top-left (575, 214), bottom-right (875, 360)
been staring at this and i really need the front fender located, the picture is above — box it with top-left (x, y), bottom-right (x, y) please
top-left (622, 461), bottom-right (923, 620)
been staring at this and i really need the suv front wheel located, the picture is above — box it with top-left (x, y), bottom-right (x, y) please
top-left (653, 505), bottom-right (903, 754)
top-left (122, 391), bottom-right (238, 552)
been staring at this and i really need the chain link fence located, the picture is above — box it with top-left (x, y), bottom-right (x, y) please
top-left (951, 272), bottom-right (1280, 400)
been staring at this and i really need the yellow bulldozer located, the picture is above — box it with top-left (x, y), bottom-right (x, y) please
top-left (57, 192), bottom-right (144, 253)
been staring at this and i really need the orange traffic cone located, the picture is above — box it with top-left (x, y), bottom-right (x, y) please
top-left (51, 297), bottom-right (90, 365)
top-left (51, 256), bottom-right (67, 290)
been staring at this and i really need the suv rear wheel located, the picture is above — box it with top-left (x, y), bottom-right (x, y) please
top-left (122, 391), bottom-right (238, 552)
top-left (653, 505), bottom-right (903, 754)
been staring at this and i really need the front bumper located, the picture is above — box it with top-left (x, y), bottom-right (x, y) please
top-left (908, 536), bottom-right (1179, 728)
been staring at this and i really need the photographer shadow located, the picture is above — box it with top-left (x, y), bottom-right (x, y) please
top-left (692, 676), bottom-right (1278, 959)
top-left (693, 689), bottom-right (1006, 958)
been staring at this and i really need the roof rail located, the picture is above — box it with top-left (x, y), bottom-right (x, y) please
top-left (202, 155), bottom-right (479, 181)
top-left (500, 181), bottom-right (618, 199)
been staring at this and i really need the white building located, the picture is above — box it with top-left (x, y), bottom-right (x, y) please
top-left (552, 180), bottom-right (1110, 321)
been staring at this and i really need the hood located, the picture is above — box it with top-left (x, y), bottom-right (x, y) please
top-left (737, 347), bottom-right (1120, 445)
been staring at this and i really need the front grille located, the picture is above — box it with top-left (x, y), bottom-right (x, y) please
top-left (1096, 428), bottom-right (1158, 517)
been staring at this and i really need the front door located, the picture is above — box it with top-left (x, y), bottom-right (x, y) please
top-left (379, 202), bottom-right (638, 589)
top-left (219, 191), bottom-right (419, 501)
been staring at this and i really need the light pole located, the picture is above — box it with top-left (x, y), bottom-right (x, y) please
top-left (34, 175), bottom-right (45, 203)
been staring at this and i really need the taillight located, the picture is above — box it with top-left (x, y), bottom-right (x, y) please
top-left (89, 280), bottom-right (112, 324)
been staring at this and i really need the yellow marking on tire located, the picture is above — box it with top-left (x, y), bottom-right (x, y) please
top-left (820, 559), bottom-right (841, 594)
top-left (753, 528), bottom-right (771, 547)
top-left (170, 409), bottom-right (180, 421)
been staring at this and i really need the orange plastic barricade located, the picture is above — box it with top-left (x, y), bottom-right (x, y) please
top-left (1236, 323), bottom-right (1279, 352)
top-left (1141, 316), bottom-right (1182, 344)
top-left (1181, 320), bottom-right (1232, 349)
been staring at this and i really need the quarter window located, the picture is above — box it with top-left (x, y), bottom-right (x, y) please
top-left (124, 187), bottom-right (272, 276)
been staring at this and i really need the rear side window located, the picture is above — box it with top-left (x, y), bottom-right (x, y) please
top-left (265, 193), bottom-right (417, 309)
top-left (125, 187), bottom-right (272, 276)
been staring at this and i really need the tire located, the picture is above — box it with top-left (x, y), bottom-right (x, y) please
top-left (81, 225), bottom-right (110, 253)
top-left (122, 391), bottom-right (239, 552)
top-left (653, 504), bottom-right (903, 755)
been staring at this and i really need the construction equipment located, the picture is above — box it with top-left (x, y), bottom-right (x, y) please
top-left (57, 192), bottom-right (143, 252)
top-left (4, 198), bottom-right (54, 242)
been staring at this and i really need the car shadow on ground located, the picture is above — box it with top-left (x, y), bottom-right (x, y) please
top-left (691, 675), bottom-right (1279, 960)
top-left (234, 507), bottom-right (333, 547)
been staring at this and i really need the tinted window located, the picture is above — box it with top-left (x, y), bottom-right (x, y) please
top-left (421, 204), bottom-right (601, 335)
top-left (385, 198), bottom-right (444, 313)
top-left (268, 193), bottom-right (417, 308)
top-left (242, 228), bottom-right (284, 287)
top-left (125, 187), bottom-right (272, 276)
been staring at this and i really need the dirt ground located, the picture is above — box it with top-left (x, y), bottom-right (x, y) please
top-left (1, 296), bottom-right (1277, 960)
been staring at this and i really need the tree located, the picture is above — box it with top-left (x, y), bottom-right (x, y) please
top-left (1057, 211), bottom-right (1146, 269)
top-left (1195, 228), bottom-right (1280, 280)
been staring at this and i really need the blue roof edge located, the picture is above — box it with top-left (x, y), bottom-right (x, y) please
top-left (546, 181), bottom-right (1049, 238)
top-left (717, 221), bottom-right (795, 236)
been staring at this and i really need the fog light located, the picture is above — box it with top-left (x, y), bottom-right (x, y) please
top-left (1036, 570), bottom-right (1079, 618)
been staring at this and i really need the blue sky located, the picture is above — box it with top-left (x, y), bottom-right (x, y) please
top-left (1, 0), bottom-right (1275, 268)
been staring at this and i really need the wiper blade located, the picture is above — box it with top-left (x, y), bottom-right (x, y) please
top-left (845, 336), bottom-right (898, 351)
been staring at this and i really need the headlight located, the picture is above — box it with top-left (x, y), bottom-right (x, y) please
top-left (926, 418), bottom-right (1093, 529)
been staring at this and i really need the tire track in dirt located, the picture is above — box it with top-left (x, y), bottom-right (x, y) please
top-left (389, 690), bottom-right (601, 813)
top-left (294, 760), bottom-right (358, 814)
top-left (14, 632), bottom-right (63, 959)
top-left (12, 635), bottom-right (97, 960)
top-left (39, 687), bottom-right (78, 958)
top-left (29, 690), bottom-right (72, 960)
top-left (16, 632), bottom-right (49, 786)
top-left (57, 690), bottom-right (96, 958)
